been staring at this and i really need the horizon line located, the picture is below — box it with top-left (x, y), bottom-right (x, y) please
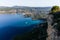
top-left (0, 5), bottom-right (54, 7)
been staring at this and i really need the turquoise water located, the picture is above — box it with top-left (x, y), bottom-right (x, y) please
top-left (0, 14), bottom-right (45, 40)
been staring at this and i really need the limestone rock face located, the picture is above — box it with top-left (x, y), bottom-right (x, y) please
top-left (47, 12), bottom-right (60, 40)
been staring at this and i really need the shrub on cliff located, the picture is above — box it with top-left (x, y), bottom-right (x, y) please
top-left (51, 6), bottom-right (60, 13)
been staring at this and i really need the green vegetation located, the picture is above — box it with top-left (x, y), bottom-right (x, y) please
top-left (51, 6), bottom-right (60, 13)
top-left (0, 7), bottom-right (13, 11)
top-left (32, 13), bottom-right (47, 20)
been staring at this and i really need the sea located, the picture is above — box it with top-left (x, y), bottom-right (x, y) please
top-left (0, 14), bottom-right (45, 40)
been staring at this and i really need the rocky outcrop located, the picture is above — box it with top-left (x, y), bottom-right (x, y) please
top-left (47, 12), bottom-right (60, 40)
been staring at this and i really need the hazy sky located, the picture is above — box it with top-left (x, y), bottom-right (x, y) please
top-left (0, 0), bottom-right (60, 7)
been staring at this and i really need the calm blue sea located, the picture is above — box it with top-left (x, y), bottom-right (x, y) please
top-left (0, 14), bottom-right (45, 40)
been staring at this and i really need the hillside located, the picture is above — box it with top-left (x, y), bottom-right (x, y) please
top-left (0, 6), bottom-right (51, 14)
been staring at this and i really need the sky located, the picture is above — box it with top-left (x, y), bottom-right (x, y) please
top-left (0, 0), bottom-right (60, 7)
